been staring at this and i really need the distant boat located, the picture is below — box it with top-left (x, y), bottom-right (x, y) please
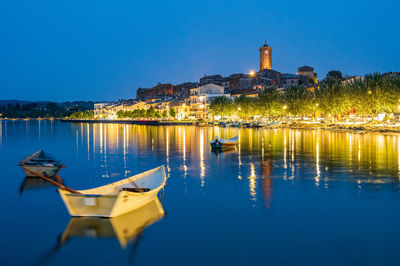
top-left (19, 150), bottom-right (64, 177)
top-left (210, 136), bottom-right (238, 149)
top-left (263, 122), bottom-right (279, 128)
top-left (59, 166), bottom-right (167, 218)
top-left (59, 198), bottom-right (165, 249)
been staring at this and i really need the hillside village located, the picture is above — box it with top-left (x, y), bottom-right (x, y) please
top-left (94, 43), bottom-right (319, 120)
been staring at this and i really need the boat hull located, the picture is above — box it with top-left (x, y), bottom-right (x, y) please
top-left (59, 188), bottom-right (162, 218)
top-left (210, 142), bottom-right (237, 149)
top-left (22, 165), bottom-right (61, 177)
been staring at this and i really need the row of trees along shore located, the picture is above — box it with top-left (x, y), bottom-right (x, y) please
top-left (209, 72), bottom-right (400, 122)
top-left (116, 107), bottom-right (176, 119)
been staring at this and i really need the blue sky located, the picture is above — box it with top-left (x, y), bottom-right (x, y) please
top-left (1, 0), bottom-right (399, 101)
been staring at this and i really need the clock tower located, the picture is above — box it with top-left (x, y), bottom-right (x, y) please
top-left (259, 43), bottom-right (272, 71)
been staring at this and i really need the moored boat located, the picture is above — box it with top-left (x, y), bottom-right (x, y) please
top-left (210, 136), bottom-right (238, 149)
top-left (263, 122), bottom-right (279, 128)
top-left (59, 166), bottom-right (167, 218)
top-left (19, 150), bottom-right (64, 177)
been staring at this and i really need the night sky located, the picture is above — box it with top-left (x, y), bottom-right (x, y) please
top-left (1, 0), bottom-right (399, 101)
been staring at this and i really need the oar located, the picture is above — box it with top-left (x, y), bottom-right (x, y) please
top-left (21, 166), bottom-right (81, 194)
top-left (130, 180), bottom-right (144, 193)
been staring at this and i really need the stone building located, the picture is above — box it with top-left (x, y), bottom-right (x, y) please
top-left (199, 75), bottom-right (224, 86)
top-left (297, 66), bottom-right (318, 84)
top-left (173, 82), bottom-right (198, 99)
top-left (136, 83), bottom-right (174, 101)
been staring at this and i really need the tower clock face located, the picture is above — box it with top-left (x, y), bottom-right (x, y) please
top-left (265, 50), bottom-right (269, 55)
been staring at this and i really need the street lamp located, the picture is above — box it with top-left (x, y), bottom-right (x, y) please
top-left (283, 105), bottom-right (287, 110)
top-left (249, 71), bottom-right (255, 77)
top-left (368, 90), bottom-right (372, 94)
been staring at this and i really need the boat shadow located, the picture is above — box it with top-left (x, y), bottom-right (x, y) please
top-left (33, 198), bottom-right (165, 265)
top-left (19, 175), bottom-right (65, 196)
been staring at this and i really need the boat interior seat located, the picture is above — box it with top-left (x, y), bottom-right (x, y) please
top-left (120, 187), bottom-right (151, 193)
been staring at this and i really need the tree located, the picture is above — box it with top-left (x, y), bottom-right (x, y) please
top-left (209, 96), bottom-right (234, 117)
top-left (315, 80), bottom-right (351, 121)
top-left (169, 107), bottom-right (176, 118)
top-left (155, 111), bottom-right (161, 118)
top-left (162, 110), bottom-right (168, 118)
top-left (234, 96), bottom-right (258, 119)
top-left (325, 70), bottom-right (343, 81)
top-left (349, 73), bottom-right (399, 121)
top-left (283, 86), bottom-right (315, 117)
top-left (146, 107), bottom-right (156, 118)
top-left (258, 87), bottom-right (285, 118)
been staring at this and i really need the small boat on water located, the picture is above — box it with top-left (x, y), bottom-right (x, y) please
top-left (19, 150), bottom-right (64, 177)
top-left (59, 166), bottom-right (167, 218)
top-left (210, 136), bottom-right (238, 150)
top-left (263, 122), bottom-right (279, 128)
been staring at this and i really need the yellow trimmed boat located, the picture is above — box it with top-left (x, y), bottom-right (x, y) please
top-left (59, 166), bottom-right (167, 218)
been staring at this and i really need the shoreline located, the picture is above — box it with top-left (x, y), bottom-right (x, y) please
top-left (5, 118), bottom-right (400, 135)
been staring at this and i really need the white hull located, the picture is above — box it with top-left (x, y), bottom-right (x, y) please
top-left (59, 166), bottom-right (167, 218)
top-left (22, 165), bottom-right (61, 177)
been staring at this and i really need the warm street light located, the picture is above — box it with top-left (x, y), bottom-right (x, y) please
top-left (316, 103), bottom-right (319, 107)
top-left (249, 71), bottom-right (255, 77)
top-left (238, 107), bottom-right (241, 111)
top-left (368, 90), bottom-right (372, 94)
top-left (283, 105), bottom-right (287, 110)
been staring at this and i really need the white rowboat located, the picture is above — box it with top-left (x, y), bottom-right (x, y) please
top-left (59, 166), bottom-right (167, 218)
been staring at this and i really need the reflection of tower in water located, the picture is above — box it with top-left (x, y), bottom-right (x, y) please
top-left (260, 157), bottom-right (273, 208)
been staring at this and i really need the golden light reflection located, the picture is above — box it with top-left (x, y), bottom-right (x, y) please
top-left (315, 136), bottom-right (320, 187)
top-left (249, 163), bottom-right (257, 201)
top-left (398, 136), bottom-right (400, 178)
top-left (200, 129), bottom-right (205, 186)
top-left (238, 130), bottom-right (242, 180)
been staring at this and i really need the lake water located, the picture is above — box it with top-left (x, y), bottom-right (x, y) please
top-left (1, 120), bottom-right (400, 265)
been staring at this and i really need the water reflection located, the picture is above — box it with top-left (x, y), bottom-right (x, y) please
top-left (5, 121), bottom-right (400, 205)
top-left (19, 176), bottom-right (65, 195)
top-left (65, 124), bottom-right (400, 198)
top-left (59, 198), bottom-right (165, 249)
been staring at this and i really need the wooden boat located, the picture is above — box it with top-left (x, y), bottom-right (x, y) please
top-left (59, 166), bottom-right (167, 218)
top-left (59, 198), bottom-right (165, 249)
top-left (263, 122), bottom-right (279, 128)
top-left (210, 136), bottom-right (238, 149)
top-left (19, 150), bottom-right (64, 177)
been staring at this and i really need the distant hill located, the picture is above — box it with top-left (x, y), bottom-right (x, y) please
top-left (0, 100), bottom-right (95, 118)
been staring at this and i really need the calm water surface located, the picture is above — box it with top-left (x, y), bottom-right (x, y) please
top-left (1, 120), bottom-right (400, 265)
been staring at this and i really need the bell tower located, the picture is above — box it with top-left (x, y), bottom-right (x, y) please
top-left (259, 43), bottom-right (272, 71)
